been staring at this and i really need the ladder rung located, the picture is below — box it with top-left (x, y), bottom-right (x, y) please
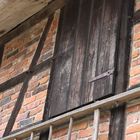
top-left (48, 125), bottom-right (53, 140)
top-left (93, 109), bottom-right (100, 140)
top-left (67, 117), bottom-right (73, 140)
top-left (30, 132), bottom-right (34, 140)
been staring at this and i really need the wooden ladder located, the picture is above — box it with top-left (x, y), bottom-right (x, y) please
top-left (15, 109), bottom-right (100, 140)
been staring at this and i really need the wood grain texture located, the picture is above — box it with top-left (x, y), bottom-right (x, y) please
top-left (93, 0), bottom-right (122, 100)
top-left (67, 0), bottom-right (92, 110)
top-left (0, 0), bottom-right (65, 45)
top-left (46, 0), bottom-right (80, 118)
top-left (45, 0), bottom-right (128, 118)
top-left (0, 0), bottom-right (51, 37)
top-left (81, 0), bottom-right (103, 104)
top-left (93, 109), bottom-right (100, 140)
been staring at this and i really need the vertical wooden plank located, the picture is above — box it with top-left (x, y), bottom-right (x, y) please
top-left (93, 109), bottom-right (100, 140)
top-left (48, 125), bottom-right (53, 140)
top-left (47, 0), bottom-right (80, 117)
top-left (67, 117), bottom-right (73, 140)
top-left (93, 0), bottom-right (122, 100)
top-left (67, 0), bottom-right (93, 110)
top-left (109, 105), bottom-right (126, 140)
top-left (81, 0), bottom-right (103, 104)
top-left (30, 132), bottom-right (34, 140)
top-left (109, 0), bottom-right (135, 140)
top-left (81, 0), bottom-right (122, 103)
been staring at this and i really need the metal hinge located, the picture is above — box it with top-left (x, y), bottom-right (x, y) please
top-left (89, 69), bottom-right (114, 83)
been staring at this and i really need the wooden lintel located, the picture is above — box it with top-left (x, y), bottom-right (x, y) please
top-left (0, 0), bottom-right (65, 44)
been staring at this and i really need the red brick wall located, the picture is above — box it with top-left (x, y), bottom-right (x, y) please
top-left (1, 1), bottom-right (140, 139)
top-left (129, 0), bottom-right (140, 87)
top-left (0, 11), bottom-right (60, 136)
top-left (52, 114), bottom-right (110, 140)
top-left (124, 1), bottom-right (140, 140)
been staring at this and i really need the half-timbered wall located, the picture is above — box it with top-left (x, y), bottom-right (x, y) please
top-left (0, 0), bottom-right (140, 140)
top-left (0, 11), bottom-right (60, 137)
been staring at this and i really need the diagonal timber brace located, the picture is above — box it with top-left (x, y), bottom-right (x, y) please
top-left (3, 15), bottom-right (54, 137)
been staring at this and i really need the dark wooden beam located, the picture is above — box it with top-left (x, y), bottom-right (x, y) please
top-left (109, 0), bottom-right (134, 140)
top-left (0, 44), bottom-right (4, 66)
top-left (0, 71), bottom-right (26, 93)
top-left (3, 15), bottom-right (54, 137)
top-left (0, 56), bottom-right (52, 93)
top-left (0, 0), bottom-right (65, 45)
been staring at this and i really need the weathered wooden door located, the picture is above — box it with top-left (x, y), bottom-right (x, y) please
top-left (45, 0), bottom-right (123, 118)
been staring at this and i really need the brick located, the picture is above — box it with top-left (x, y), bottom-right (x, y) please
top-left (59, 136), bottom-right (67, 140)
top-left (126, 113), bottom-right (139, 126)
top-left (99, 122), bottom-right (109, 133)
top-left (129, 77), bottom-right (140, 87)
top-left (53, 128), bottom-right (67, 138)
top-left (25, 92), bottom-right (32, 98)
top-left (39, 76), bottom-right (49, 85)
top-left (130, 67), bottom-right (140, 77)
top-left (133, 33), bottom-right (140, 41)
top-left (134, 41), bottom-right (140, 48)
top-left (100, 113), bottom-right (110, 123)
top-left (29, 105), bottom-right (43, 116)
top-left (2, 115), bottom-right (10, 123)
top-left (71, 133), bottom-right (78, 140)
top-left (35, 113), bottom-right (43, 121)
top-left (125, 134), bottom-right (137, 140)
top-left (11, 93), bottom-right (18, 100)
top-left (126, 124), bottom-right (140, 134)
top-left (99, 134), bottom-right (108, 140)
top-left (78, 127), bottom-right (93, 138)
top-left (0, 123), bottom-right (7, 131)
top-left (73, 120), bottom-right (88, 131)
top-left (134, 24), bottom-right (140, 33)
top-left (23, 96), bottom-right (36, 105)
top-left (35, 91), bottom-right (46, 100)
top-left (126, 105), bottom-right (139, 114)
top-left (0, 130), bottom-right (4, 138)
top-left (132, 49), bottom-right (140, 59)
top-left (19, 107), bottom-right (27, 114)
top-left (3, 101), bottom-right (15, 110)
